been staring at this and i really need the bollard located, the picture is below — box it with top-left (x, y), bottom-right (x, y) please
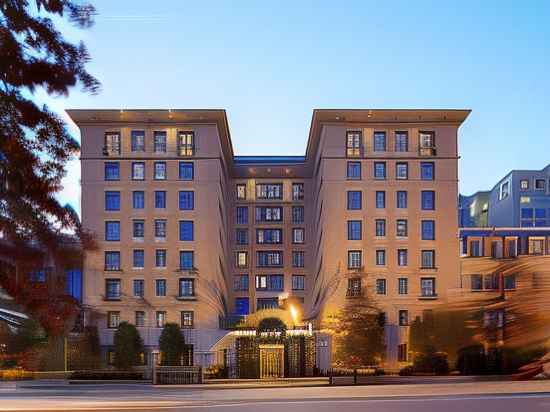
top-left (353, 368), bottom-right (358, 385)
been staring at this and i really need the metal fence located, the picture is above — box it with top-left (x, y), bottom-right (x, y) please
top-left (153, 366), bottom-right (203, 385)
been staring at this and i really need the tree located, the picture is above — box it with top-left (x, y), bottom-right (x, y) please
top-left (0, 0), bottom-right (99, 340)
top-left (329, 292), bottom-right (385, 368)
top-left (113, 322), bottom-right (143, 370)
top-left (159, 323), bottom-right (186, 366)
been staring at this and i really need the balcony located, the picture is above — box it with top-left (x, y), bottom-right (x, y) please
top-left (346, 288), bottom-right (363, 298)
top-left (419, 147), bottom-right (436, 157)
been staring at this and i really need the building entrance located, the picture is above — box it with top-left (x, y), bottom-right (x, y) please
top-left (259, 344), bottom-right (284, 378)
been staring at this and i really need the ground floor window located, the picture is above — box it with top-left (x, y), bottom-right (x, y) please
top-left (398, 343), bottom-right (408, 362)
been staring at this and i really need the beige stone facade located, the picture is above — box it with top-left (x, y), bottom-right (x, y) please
top-left (70, 108), bottom-right (470, 367)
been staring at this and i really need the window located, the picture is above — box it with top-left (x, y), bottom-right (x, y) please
top-left (395, 131), bottom-right (408, 152)
top-left (504, 274), bottom-right (516, 290)
top-left (419, 131), bottom-right (435, 148)
top-left (131, 130), bottom-right (145, 152)
top-left (105, 279), bottom-right (121, 300)
top-left (374, 162), bottom-right (386, 179)
top-left (179, 278), bottom-right (195, 297)
top-left (236, 207), bottom-right (248, 224)
top-left (346, 131), bottom-right (362, 157)
top-left (133, 279), bottom-right (144, 297)
top-left (255, 274), bottom-right (284, 291)
top-left (236, 229), bottom-right (248, 245)
top-left (396, 191), bottom-right (407, 208)
top-left (153, 131), bottom-right (167, 153)
top-left (104, 132), bottom-right (120, 155)
top-left (421, 278), bottom-right (436, 297)
top-left (235, 297), bottom-right (250, 315)
top-left (292, 183), bottom-right (304, 200)
top-left (347, 278), bottom-right (361, 297)
top-left (470, 240), bottom-right (481, 257)
top-left (155, 279), bottom-right (166, 297)
top-left (376, 191), bottom-right (385, 208)
top-left (105, 251), bottom-right (120, 271)
top-left (535, 179), bottom-right (546, 190)
top-left (421, 250), bottom-right (435, 268)
top-left (235, 251), bottom-right (248, 268)
top-left (179, 220), bottom-right (194, 241)
top-left (107, 311), bottom-right (120, 328)
top-left (256, 184), bottom-right (282, 199)
top-left (135, 311), bottom-right (145, 327)
top-left (421, 162), bottom-right (434, 180)
top-left (529, 238), bottom-right (545, 255)
top-left (499, 181), bottom-right (510, 200)
top-left (132, 219), bottom-right (144, 239)
top-left (179, 162), bottom-right (194, 180)
top-left (375, 219), bottom-right (386, 236)
top-left (421, 191), bottom-right (435, 210)
top-left (255, 207), bottom-right (283, 222)
top-left (396, 162), bottom-right (408, 179)
top-left (132, 191), bottom-right (144, 209)
top-left (155, 249), bottom-right (167, 268)
top-left (398, 278), bottom-right (408, 295)
top-left (421, 220), bottom-right (435, 240)
top-left (236, 184), bottom-right (246, 200)
top-left (155, 219), bottom-right (167, 239)
top-left (347, 220), bottom-right (362, 240)
top-left (154, 162), bottom-right (166, 180)
top-left (257, 251), bottom-right (283, 267)
top-left (234, 275), bottom-right (249, 291)
top-left (105, 162), bottom-right (120, 180)
top-left (132, 162), bottom-right (145, 180)
top-left (133, 249), bottom-right (144, 268)
top-left (178, 131), bottom-right (194, 156)
top-left (155, 191), bottom-right (166, 209)
top-left (348, 250), bottom-right (362, 269)
top-left (181, 311), bottom-right (194, 328)
top-left (105, 191), bottom-right (120, 211)
top-left (156, 311), bottom-right (166, 328)
top-left (347, 162), bottom-right (361, 180)
top-left (180, 251), bottom-right (194, 270)
top-left (373, 132), bottom-right (386, 152)
top-left (256, 228), bottom-right (282, 244)
top-left (483, 274), bottom-right (498, 290)
top-left (257, 298), bottom-right (279, 310)
top-left (292, 251), bottom-right (305, 268)
top-left (179, 191), bottom-right (194, 210)
top-left (397, 249), bottom-right (408, 266)
top-left (471, 274), bottom-right (482, 291)
top-left (399, 310), bottom-right (409, 326)
top-left (376, 279), bottom-right (386, 295)
top-left (292, 228), bottom-right (305, 244)
top-left (347, 191), bottom-right (362, 210)
top-left (520, 179), bottom-right (529, 190)
top-left (376, 250), bottom-right (386, 266)
top-left (292, 206), bottom-right (304, 224)
top-left (396, 219), bottom-right (408, 237)
top-left (398, 343), bottom-right (408, 362)
top-left (105, 221), bottom-right (120, 241)
top-left (292, 275), bottom-right (305, 291)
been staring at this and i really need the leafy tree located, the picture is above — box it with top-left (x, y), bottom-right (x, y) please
top-left (113, 322), bottom-right (143, 370)
top-left (159, 323), bottom-right (186, 366)
top-left (330, 292), bottom-right (385, 368)
top-left (0, 0), bottom-right (98, 337)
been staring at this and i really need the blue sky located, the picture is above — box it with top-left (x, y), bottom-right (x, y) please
top-left (44, 0), bottom-right (550, 213)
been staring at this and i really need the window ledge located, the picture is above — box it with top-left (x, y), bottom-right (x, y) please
top-left (176, 296), bottom-right (197, 301)
top-left (419, 295), bottom-right (438, 300)
top-left (420, 267), bottom-right (437, 271)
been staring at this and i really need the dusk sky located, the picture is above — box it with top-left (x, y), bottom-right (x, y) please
top-left (42, 0), bottom-right (550, 214)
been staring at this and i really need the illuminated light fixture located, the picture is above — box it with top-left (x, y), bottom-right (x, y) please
top-left (285, 168), bottom-right (291, 174)
top-left (267, 168), bottom-right (271, 173)
top-left (367, 110), bottom-right (373, 118)
top-left (335, 116), bottom-right (341, 120)
top-left (249, 167), bottom-right (255, 174)
top-left (289, 304), bottom-right (300, 325)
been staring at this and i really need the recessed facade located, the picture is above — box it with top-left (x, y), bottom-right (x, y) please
top-left (70, 108), bottom-right (470, 371)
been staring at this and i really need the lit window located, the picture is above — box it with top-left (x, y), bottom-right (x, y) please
top-left (292, 228), bottom-right (305, 244)
top-left (396, 162), bottom-right (408, 180)
top-left (236, 184), bottom-right (247, 200)
top-left (154, 162), bottom-right (167, 180)
top-left (292, 183), bottom-right (304, 200)
top-left (520, 179), bottom-right (529, 190)
top-left (132, 162), bottom-right (145, 180)
top-left (179, 278), bottom-right (195, 297)
top-left (181, 311), bottom-right (194, 328)
top-left (346, 131), bottom-right (362, 157)
top-left (104, 132), bottom-right (120, 155)
top-left (107, 311), bottom-right (120, 328)
top-left (178, 131), bottom-right (194, 156)
top-left (155, 219), bottom-right (167, 239)
top-left (347, 250), bottom-right (362, 269)
top-left (236, 251), bottom-right (248, 268)
top-left (156, 311), bottom-right (166, 328)
top-left (396, 219), bottom-right (408, 237)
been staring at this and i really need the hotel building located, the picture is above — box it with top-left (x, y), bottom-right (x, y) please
top-left (70, 108), bottom-right (470, 372)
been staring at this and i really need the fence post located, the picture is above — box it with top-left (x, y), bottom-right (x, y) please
top-left (353, 368), bottom-right (357, 385)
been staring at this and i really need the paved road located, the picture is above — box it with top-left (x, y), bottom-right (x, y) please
top-left (2, 380), bottom-right (550, 411)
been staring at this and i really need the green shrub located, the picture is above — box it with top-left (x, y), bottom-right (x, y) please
top-left (159, 323), bottom-right (186, 366)
top-left (413, 346), bottom-right (449, 375)
top-left (70, 370), bottom-right (144, 380)
top-left (456, 345), bottom-right (487, 375)
top-left (399, 366), bottom-right (414, 376)
top-left (113, 322), bottom-right (143, 370)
